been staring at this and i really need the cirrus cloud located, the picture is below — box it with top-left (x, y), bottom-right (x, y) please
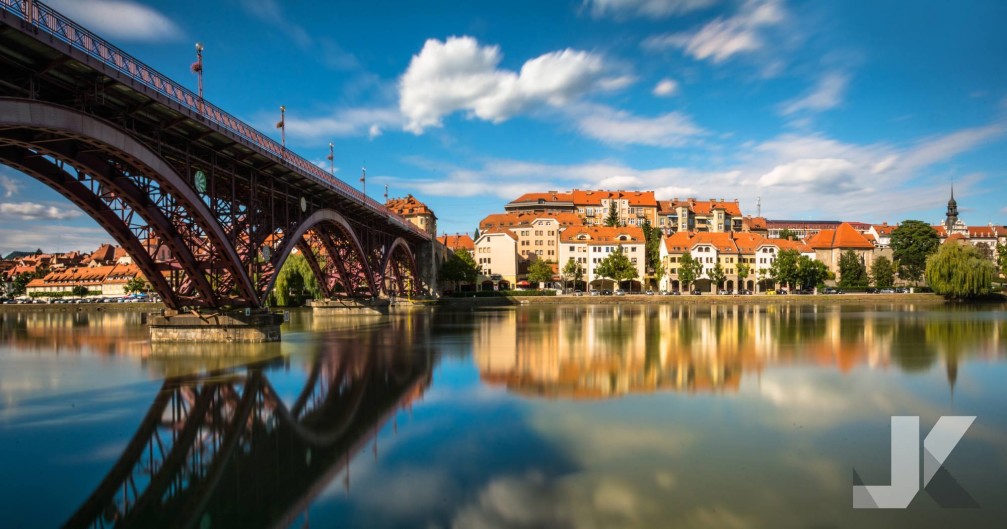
top-left (585, 0), bottom-right (719, 19)
top-left (47, 0), bottom-right (182, 42)
top-left (643, 0), bottom-right (786, 63)
top-left (0, 202), bottom-right (81, 221)
top-left (399, 36), bottom-right (626, 133)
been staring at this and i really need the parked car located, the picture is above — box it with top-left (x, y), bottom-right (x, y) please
top-left (823, 287), bottom-right (842, 294)
top-left (879, 288), bottom-right (895, 294)
top-left (573, 290), bottom-right (584, 296)
top-left (670, 290), bottom-right (682, 296)
top-left (600, 290), bottom-right (613, 296)
top-left (895, 287), bottom-right (909, 294)
top-left (775, 289), bottom-right (788, 295)
top-left (614, 289), bottom-right (626, 296)
top-left (644, 290), bottom-right (655, 296)
top-left (590, 291), bottom-right (600, 296)
top-left (691, 290), bottom-right (702, 296)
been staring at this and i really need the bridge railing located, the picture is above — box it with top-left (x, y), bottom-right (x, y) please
top-left (0, 0), bottom-right (429, 240)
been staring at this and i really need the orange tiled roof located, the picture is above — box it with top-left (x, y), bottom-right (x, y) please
top-left (438, 234), bottom-right (475, 251)
top-left (967, 226), bottom-right (997, 238)
top-left (571, 189), bottom-right (658, 207)
top-left (667, 198), bottom-right (743, 217)
top-left (944, 233), bottom-right (967, 244)
top-left (806, 222), bottom-right (875, 249)
top-left (663, 231), bottom-right (738, 253)
top-left (508, 191), bottom-right (574, 204)
top-left (385, 194), bottom-right (435, 218)
top-left (932, 225), bottom-right (948, 237)
top-left (479, 212), bottom-right (584, 230)
top-left (89, 243), bottom-right (116, 264)
top-left (742, 216), bottom-right (767, 230)
top-left (560, 226), bottom-right (645, 244)
top-left (872, 223), bottom-right (897, 236)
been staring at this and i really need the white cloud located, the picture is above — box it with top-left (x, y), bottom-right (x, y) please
top-left (585, 0), bottom-right (719, 19)
top-left (575, 105), bottom-right (703, 147)
top-left (896, 123), bottom-right (1006, 171)
top-left (758, 158), bottom-right (859, 194)
top-left (0, 172), bottom-right (19, 198)
top-left (0, 202), bottom-right (81, 220)
top-left (778, 73), bottom-right (849, 116)
top-left (399, 37), bottom-right (624, 133)
top-left (280, 107), bottom-right (401, 141)
top-left (47, 1), bottom-right (182, 42)
top-left (652, 78), bottom-right (680, 97)
top-left (643, 0), bottom-right (785, 63)
top-left (0, 224), bottom-right (109, 256)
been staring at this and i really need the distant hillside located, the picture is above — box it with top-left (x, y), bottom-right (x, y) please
top-left (4, 249), bottom-right (42, 260)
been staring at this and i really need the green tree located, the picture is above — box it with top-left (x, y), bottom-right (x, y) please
top-left (997, 243), bottom-right (1007, 278)
top-left (709, 261), bottom-right (726, 288)
top-left (838, 250), bottom-right (868, 288)
top-left (603, 201), bottom-right (621, 227)
top-left (527, 259), bottom-right (554, 288)
top-left (124, 276), bottom-right (150, 294)
top-left (871, 255), bottom-right (896, 288)
top-left (640, 220), bottom-right (662, 287)
top-left (10, 273), bottom-right (31, 297)
top-left (925, 242), bottom-right (995, 299)
top-left (890, 220), bottom-right (940, 284)
top-left (769, 249), bottom-right (800, 289)
top-left (440, 248), bottom-right (480, 292)
top-left (473, 227), bottom-right (480, 240)
top-left (272, 252), bottom-right (322, 306)
top-left (974, 242), bottom-right (994, 261)
top-left (562, 257), bottom-right (584, 291)
top-left (778, 228), bottom-right (799, 241)
top-left (796, 256), bottom-right (830, 290)
top-left (596, 246), bottom-right (638, 290)
top-left (737, 262), bottom-right (751, 288)
top-left (71, 285), bottom-right (89, 298)
top-left (677, 251), bottom-right (703, 292)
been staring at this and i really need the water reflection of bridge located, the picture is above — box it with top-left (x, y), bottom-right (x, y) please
top-left (474, 305), bottom-right (1007, 398)
top-left (63, 342), bottom-right (433, 528)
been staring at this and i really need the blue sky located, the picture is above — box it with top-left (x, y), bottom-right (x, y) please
top-left (2, 0), bottom-right (1006, 253)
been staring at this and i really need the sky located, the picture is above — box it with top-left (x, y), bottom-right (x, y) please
top-left (2, 0), bottom-right (1007, 254)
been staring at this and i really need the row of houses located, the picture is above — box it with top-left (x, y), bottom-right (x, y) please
top-left (504, 189), bottom-right (745, 232)
top-left (436, 188), bottom-right (1006, 292)
top-left (1, 244), bottom-right (145, 297)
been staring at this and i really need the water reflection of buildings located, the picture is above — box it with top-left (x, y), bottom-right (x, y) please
top-left (0, 311), bottom-right (150, 356)
top-left (63, 319), bottom-right (435, 529)
top-left (474, 305), bottom-right (1007, 398)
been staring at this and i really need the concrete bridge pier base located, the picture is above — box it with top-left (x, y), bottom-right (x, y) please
top-left (308, 298), bottom-right (390, 315)
top-left (148, 310), bottom-right (283, 343)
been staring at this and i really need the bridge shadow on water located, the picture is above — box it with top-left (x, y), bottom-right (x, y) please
top-left (62, 327), bottom-right (436, 529)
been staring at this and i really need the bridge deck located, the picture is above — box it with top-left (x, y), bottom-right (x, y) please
top-left (0, 0), bottom-right (429, 242)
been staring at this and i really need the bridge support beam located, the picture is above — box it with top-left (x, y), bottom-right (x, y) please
top-left (308, 298), bottom-right (390, 315)
top-left (148, 310), bottom-right (284, 343)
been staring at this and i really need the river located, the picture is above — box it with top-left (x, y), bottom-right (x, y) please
top-left (1, 303), bottom-right (1005, 528)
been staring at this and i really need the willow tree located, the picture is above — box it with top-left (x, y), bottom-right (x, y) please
top-left (925, 243), bottom-right (995, 299)
top-left (272, 251), bottom-right (323, 306)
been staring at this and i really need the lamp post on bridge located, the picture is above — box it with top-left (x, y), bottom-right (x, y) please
top-left (192, 42), bottom-right (204, 100)
top-left (277, 106), bottom-right (286, 152)
top-left (327, 142), bottom-right (335, 177)
top-left (360, 166), bottom-right (366, 203)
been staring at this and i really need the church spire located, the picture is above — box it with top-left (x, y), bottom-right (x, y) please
top-left (945, 185), bottom-right (959, 230)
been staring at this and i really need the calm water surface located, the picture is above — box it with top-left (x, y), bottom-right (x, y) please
top-left (2, 304), bottom-right (1006, 528)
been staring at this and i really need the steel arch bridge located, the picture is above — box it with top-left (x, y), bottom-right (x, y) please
top-left (0, 1), bottom-right (431, 310)
top-left (63, 344), bottom-right (434, 529)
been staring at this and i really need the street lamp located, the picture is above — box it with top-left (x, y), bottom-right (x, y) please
top-left (192, 42), bottom-right (204, 99)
